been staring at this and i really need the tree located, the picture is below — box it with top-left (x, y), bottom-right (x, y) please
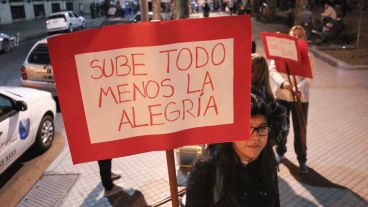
top-left (266, 0), bottom-right (277, 17)
top-left (172, 0), bottom-right (189, 19)
top-left (153, 0), bottom-right (161, 20)
top-left (294, 0), bottom-right (308, 25)
top-left (356, 0), bottom-right (365, 48)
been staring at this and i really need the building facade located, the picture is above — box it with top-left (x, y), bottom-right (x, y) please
top-left (0, 0), bottom-right (97, 24)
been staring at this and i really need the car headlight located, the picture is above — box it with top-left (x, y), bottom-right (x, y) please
top-left (0, 37), bottom-right (3, 41)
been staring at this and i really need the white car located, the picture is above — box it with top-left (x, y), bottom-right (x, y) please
top-left (46, 11), bottom-right (86, 33)
top-left (0, 32), bottom-right (19, 53)
top-left (21, 37), bottom-right (57, 96)
top-left (0, 87), bottom-right (56, 174)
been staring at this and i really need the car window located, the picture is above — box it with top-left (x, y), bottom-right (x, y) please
top-left (73, 12), bottom-right (79, 17)
top-left (47, 14), bottom-right (66, 21)
top-left (68, 12), bottom-right (74, 17)
top-left (0, 95), bottom-right (14, 118)
top-left (28, 43), bottom-right (50, 65)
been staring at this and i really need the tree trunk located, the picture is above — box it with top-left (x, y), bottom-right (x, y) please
top-left (172, 0), bottom-right (189, 19)
top-left (140, 0), bottom-right (149, 22)
top-left (266, 0), bottom-right (277, 17)
top-left (253, 0), bottom-right (260, 17)
top-left (356, 0), bottom-right (364, 48)
top-left (294, 0), bottom-right (308, 25)
top-left (153, 0), bottom-right (161, 20)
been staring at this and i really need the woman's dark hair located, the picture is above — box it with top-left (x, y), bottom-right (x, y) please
top-left (251, 54), bottom-right (274, 101)
top-left (212, 95), bottom-right (278, 204)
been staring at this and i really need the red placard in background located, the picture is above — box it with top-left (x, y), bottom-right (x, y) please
top-left (261, 32), bottom-right (313, 78)
top-left (48, 16), bottom-right (252, 164)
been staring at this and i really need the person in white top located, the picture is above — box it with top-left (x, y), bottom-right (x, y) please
top-left (321, 2), bottom-right (337, 24)
top-left (268, 26), bottom-right (315, 173)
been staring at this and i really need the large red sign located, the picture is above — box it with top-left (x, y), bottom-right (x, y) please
top-left (48, 16), bottom-right (251, 164)
top-left (261, 32), bottom-right (313, 78)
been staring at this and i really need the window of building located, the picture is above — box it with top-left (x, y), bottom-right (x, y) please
top-left (52, 3), bottom-right (61, 13)
top-left (66, 2), bottom-right (74, 11)
top-left (33, 4), bottom-right (45, 18)
top-left (10, 5), bottom-right (26, 20)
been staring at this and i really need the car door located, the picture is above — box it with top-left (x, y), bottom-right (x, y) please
top-left (0, 94), bottom-right (32, 174)
top-left (69, 12), bottom-right (80, 28)
top-left (72, 12), bottom-right (83, 27)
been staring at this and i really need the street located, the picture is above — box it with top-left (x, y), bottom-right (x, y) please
top-left (0, 20), bottom-right (101, 206)
top-left (0, 19), bottom-right (103, 87)
top-left (0, 39), bottom-right (37, 87)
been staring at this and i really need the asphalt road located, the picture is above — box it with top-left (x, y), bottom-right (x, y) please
top-left (0, 23), bottom-right (99, 205)
top-left (0, 37), bottom-right (65, 204)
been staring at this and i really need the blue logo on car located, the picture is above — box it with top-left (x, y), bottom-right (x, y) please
top-left (19, 118), bottom-right (30, 140)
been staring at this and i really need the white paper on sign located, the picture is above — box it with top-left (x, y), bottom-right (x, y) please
top-left (266, 36), bottom-right (298, 61)
top-left (74, 39), bottom-right (234, 143)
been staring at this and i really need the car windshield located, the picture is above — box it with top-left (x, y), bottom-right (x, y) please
top-left (47, 14), bottom-right (66, 21)
top-left (28, 43), bottom-right (50, 64)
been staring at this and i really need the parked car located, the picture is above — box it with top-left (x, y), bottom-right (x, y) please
top-left (0, 32), bottom-right (19, 53)
top-left (129, 12), bottom-right (164, 23)
top-left (0, 86), bottom-right (56, 174)
top-left (21, 37), bottom-right (57, 96)
top-left (46, 11), bottom-right (86, 33)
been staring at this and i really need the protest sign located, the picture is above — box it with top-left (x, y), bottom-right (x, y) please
top-left (261, 32), bottom-right (313, 78)
top-left (48, 16), bottom-right (251, 164)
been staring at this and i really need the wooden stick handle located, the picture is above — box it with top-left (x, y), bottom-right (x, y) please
top-left (166, 150), bottom-right (179, 207)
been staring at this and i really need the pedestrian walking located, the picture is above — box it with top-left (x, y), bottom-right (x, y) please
top-left (90, 2), bottom-right (96, 19)
top-left (269, 26), bottom-right (315, 173)
top-left (185, 94), bottom-right (280, 206)
top-left (79, 3), bottom-right (85, 16)
top-left (203, 1), bottom-right (210, 18)
top-left (97, 159), bottom-right (123, 196)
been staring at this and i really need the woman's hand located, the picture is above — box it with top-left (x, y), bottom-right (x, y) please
top-left (292, 87), bottom-right (302, 98)
top-left (281, 82), bottom-right (292, 90)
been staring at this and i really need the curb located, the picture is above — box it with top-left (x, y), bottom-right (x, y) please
top-left (309, 47), bottom-right (368, 70)
top-left (16, 17), bottom-right (106, 44)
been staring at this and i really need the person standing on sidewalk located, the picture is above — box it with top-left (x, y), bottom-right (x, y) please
top-left (98, 159), bottom-right (123, 196)
top-left (269, 26), bottom-right (315, 173)
top-left (203, 1), bottom-right (210, 18)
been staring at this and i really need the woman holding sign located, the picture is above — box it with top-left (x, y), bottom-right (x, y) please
top-left (185, 94), bottom-right (280, 206)
top-left (269, 26), bottom-right (314, 173)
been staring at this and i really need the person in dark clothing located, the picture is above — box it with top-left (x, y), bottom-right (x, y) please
top-left (203, 1), bottom-right (210, 17)
top-left (318, 15), bottom-right (345, 43)
top-left (98, 159), bottom-right (123, 197)
top-left (90, 2), bottom-right (96, 19)
top-left (185, 95), bottom-right (280, 207)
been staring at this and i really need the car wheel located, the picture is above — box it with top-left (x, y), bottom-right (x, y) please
top-left (34, 115), bottom-right (54, 152)
top-left (81, 21), bottom-right (86, 29)
top-left (2, 39), bottom-right (11, 53)
top-left (68, 24), bottom-right (73, 33)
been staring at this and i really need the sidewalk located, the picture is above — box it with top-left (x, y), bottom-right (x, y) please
top-left (15, 13), bottom-right (368, 207)
top-left (0, 16), bottom-right (106, 43)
